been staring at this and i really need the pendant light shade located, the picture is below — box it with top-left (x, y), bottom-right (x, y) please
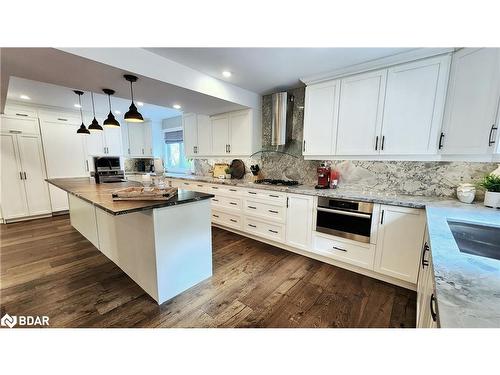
top-left (124, 74), bottom-right (144, 123)
top-left (88, 92), bottom-right (103, 132)
top-left (102, 88), bottom-right (120, 127)
top-left (74, 90), bottom-right (90, 135)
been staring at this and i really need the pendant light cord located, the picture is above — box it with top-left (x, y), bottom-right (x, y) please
top-left (91, 92), bottom-right (97, 116)
top-left (78, 94), bottom-right (84, 122)
top-left (108, 94), bottom-right (112, 110)
top-left (129, 81), bottom-right (134, 103)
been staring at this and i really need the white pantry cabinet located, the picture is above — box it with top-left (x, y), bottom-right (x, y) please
top-left (285, 194), bottom-right (315, 250)
top-left (0, 131), bottom-right (51, 221)
top-left (303, 79), bottom-right (340, 156)
top-left (374, 205), bottom-right (426, 283)
top-left (440, 48), bottom-right (500, 156)
top-left (380, 55), bottom-right (451, 155)
top-left (336, 70), bottom-right (387, 155)
top-left (183, 113), bottom-right (211, 157)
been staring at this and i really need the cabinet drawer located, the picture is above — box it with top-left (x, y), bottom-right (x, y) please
top-left (313, 233), bottom-right (375, 270)
top-left (244, 217), bottom-right (285, 242)
top-left (244, 198), bottom-right (285, 222)
top-left (3, 105), bottom-right (38, 118)
top-left (207, 184), bottom-right (241, 196)
top-left (211, 210), bottom-right (242, 229)
top-left (1, 115), bottom-right (40, 134)
top-left (243, 188), bottom-right (286, 203)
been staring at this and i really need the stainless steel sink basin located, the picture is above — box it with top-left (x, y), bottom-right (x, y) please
top-left (447, 220), bottom-right (500, 261)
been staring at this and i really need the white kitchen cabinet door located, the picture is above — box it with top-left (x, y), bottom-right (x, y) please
top-left (17, 134), bottom-right (51, 216)
top-left (303, 80), bottom-right (340, 156)
top-left (197, 115), bottom-right (212, 155)
top-left (336, 70), bottom-right (387, 155)
top-left (211, 114), bottom-right (230, 155)
top-left (85, 131), bottom-right (105, 156)
top-left (0, 114), bottom-right (40, 134)
top-left (374, 205), bottom-right (426, 283)
top-left (0, 133), bottom-right (29, 219)
top-left (440, 48), bottom-right (500, 155)
top-left (128, 123), bottom-right (145, 156)
top-left (285, 194), bottom-right (315, 251)
top-left (104, 126), bottom-right (123, 156)
top-left (143, 122), bottom-right (153, 157)
top-left (121, 122), bottom-right (130, 156)
top-left (229, 110), bottom-right (250, 155)
top-left (40, 120), bottom-right (88, 178)
top-left (183, 113), bottom-right (198, 157)
top-left (380, 55), bottom-right (451, 155)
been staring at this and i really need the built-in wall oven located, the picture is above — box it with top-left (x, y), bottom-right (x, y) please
top-left (316, 197), bottom-right (373, 243)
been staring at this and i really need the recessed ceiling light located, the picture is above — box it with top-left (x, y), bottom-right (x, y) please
top-left (20, 94), bottom-right (30, 100)
top-left (137, 101), bottom-right (144, 107)
top-left (74, 103), bottom-right (82, 108)
top-left (222, 71), bottom-right (232, 78)
top-left (114, 110), bottom-right (121, 115)
top-left (173, 104), bottom-right (181, 109)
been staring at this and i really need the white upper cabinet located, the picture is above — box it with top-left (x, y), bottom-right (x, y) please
top-left (380, 55), bottom-right (451, 155)
top-left (228, 110), bottom-right (251, 155)
top-left (103, 126), bottom-right (123, 156)
top-left (183, 113), bottom-right (198, 157)
top-left (211, 114), bottom-right (230, 155)
top-left (303, 80), bottom-right (340, 156)
top-left (143, 121), bottom-right (153, 157)
top-left (196, 115), bottom-right (212, 155)
top-left (440, 48), bottom-right (500, 155)
top-left (336, 70), bottom-right (387, 155)
top-left (127, 123), bottom-right (146, 156)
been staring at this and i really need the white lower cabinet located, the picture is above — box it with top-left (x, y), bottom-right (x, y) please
top-left (244, 216), bottom-right (285, 242)
top-left (0, 130), bottom-right (51, 221)
top-left (285, 194), bottom-right (315, 250)
top-left (68, 194), bottom-right (99, 248)
top-left (417, 231), bottom-right (438, 328)
top-left (374, 205), bottom-right (426, 283)
top-left (313, 233), bottom-right (376, 270)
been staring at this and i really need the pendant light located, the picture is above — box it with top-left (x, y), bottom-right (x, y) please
top-left (123, 74), bottom-right (144, 123)
top-left (88, 92), bottom-right (103, 132)
top-left (102, 89), bottom-right (120, 127)
top-left (74, 90), bottom-right (90, 135)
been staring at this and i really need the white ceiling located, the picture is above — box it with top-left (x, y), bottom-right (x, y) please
top-left (7, 77), bottom-right (181, 121)
top-left (146, 48), bottom-right (414, 94)
top-left (0, 48), bottom-right (246, 116)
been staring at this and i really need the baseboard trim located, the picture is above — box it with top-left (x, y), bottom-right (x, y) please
top-left (212, 223), bottom-right (416, 291)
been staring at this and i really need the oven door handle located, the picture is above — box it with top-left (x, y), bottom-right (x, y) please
top-left (317, 207), bottom-right (372, 219)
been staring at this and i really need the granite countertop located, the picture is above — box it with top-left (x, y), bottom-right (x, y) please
top-left (47, 178), bottom-right (214, 216)
top-left (163, 172), bottom-right (451, 208)
top-left (426, 202), bottom-right (500, 328)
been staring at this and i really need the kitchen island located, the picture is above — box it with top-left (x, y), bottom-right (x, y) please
top-left (47, 178), bottom-right (214, 304)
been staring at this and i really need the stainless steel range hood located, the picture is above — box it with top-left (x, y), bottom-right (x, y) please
top-left (271, 92), bottom-right (293, 146)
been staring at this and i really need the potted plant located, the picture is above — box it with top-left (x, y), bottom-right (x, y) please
top-left (478, 174), bottom-right (500, 208)
top-left (224, 167), bottom-right (232, 179)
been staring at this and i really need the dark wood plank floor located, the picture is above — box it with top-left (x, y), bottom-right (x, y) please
top-left (0, 215), bottom-right (416, 328)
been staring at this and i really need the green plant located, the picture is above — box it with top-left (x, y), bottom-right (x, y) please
top-left (225, 167), bottom-right (232, 174)
top-left (478, 174), bottom-right (500, 192)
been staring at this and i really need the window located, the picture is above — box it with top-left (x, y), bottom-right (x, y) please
top-left (163, 128), bottom-right (192, 173)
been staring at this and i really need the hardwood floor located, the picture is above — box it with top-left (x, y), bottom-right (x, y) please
top-left (0, 215), bottom-right (416, 328)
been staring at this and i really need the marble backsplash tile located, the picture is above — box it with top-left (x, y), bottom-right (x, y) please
top-left (190, 85), bottom-right (498, 198)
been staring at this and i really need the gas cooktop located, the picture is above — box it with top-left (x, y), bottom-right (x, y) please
top-left (254, 179), bottom-right (299, 186)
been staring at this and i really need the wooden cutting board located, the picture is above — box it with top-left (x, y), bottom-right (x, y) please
top-left (112, 187), bottom-right (178, 201)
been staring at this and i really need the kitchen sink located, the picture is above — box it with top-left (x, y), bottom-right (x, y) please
top-left (447, 220), bottom-right (500, 261)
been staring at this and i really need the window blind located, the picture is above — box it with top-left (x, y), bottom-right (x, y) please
top-left (164, 130), bottom-right (183, 144)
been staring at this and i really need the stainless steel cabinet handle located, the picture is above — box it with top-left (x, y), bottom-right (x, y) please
top-left (230, 202), bottom-right (237, 205)
top-left (380, 210), bottom-right (385, 224)
top-left (381, 136), bottom-right (385, 151)
top-left (286, 197), bottom-right (289, 208)
top-left (430, 294), bottom-right (437, 322)
top-left (268, 229), bottom-right (278, 234)
top-left (212, 199), bottom-right (219, 202)
top-left (230, 219), bottom-right (237, 223)
top-left (269, 194), bottom-right (280, 198)
top-left (9, 130), bottom-right (22, 134)
top-left (248, 224), bottom-right (257, 228)
top-left (248, 191), bottom-right (257, 195)
top-left (248, 206), bottom-right (257, 209)
top-left (229, 189), bottom-right (237, 192)
top-left (228, 144), bottom-right (231, 153)
top-left (23, 172), bottom-right (27, 179)
top-left (15, 113), bottom-right (28, 117)
top-left (375, 136), bottom-right (379, 151)
top-left (212, 214), bottom-right (219, 218)
top-left (57, 118), bottom-right (68, 122)
top-left (488, 124), bottom-right (498, 146)
top-left (19, 172), bottom-right (23, 180)
top-left (212, 186), bottom-right (218, 189)
top-left (303, 140), bottom-right (306, 152)
top-left (268, 210), bottom-right (278, 214)
top-left (332, 246), bottom-right (347, 252)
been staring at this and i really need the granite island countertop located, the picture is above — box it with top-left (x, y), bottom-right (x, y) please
top-left (47, 177), bottom-right (214, 216)
top-left (426, 202), bottom-right (500, 328)
top-left (163, 172), bottom-right (451, 208)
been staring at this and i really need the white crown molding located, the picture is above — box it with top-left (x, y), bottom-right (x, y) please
top-left (300, 48), bottom-right (458, 85)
